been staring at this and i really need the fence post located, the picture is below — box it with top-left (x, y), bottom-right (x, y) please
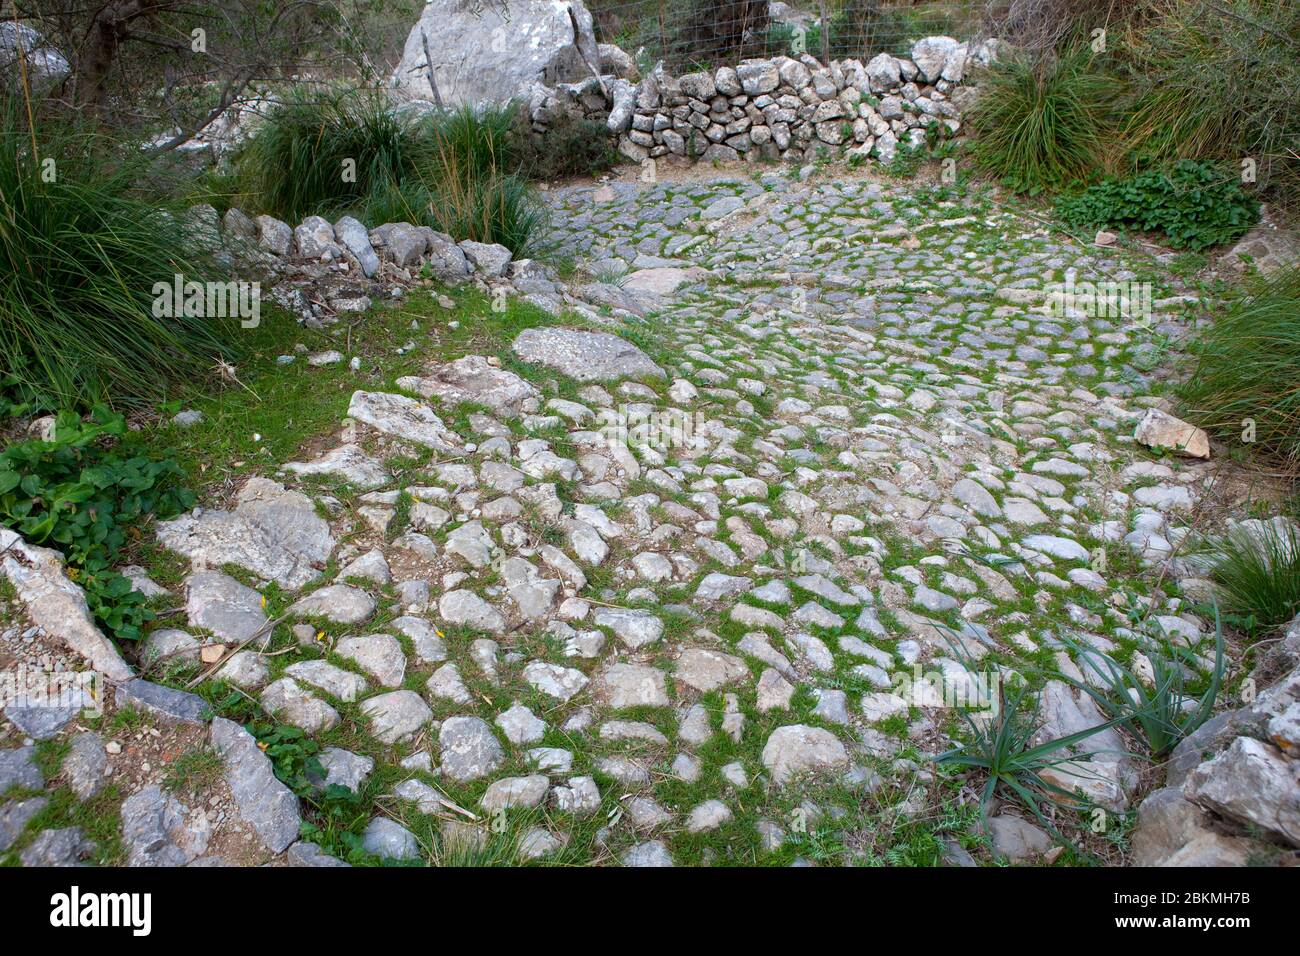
top-left (816, 0), bottom-right (831, 66)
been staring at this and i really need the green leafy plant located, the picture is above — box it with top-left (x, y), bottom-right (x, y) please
top-left (1122, 0), bottom-right (1300, 215)
top-left (248, 721), bottom-right (327, 796)
top-left (0, 91), bottom-right (235, 410)
top-left (1056, 159), bottom-right (1259, 250)
top-left (935, 676), bottom-right (1123, 836)
top-left (1058, 611), bottom-right (1225, 757)
top-left (932, 633), bottom-right (1126, 850)
top-left (966, 47), bottom-right (1123, 195)
top-left (1177, 268), bottom-right (1300, 473)
top-left (0, 407), bottom-right (193, 640)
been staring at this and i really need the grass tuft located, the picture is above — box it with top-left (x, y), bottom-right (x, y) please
top-left (0, 92), bottom-right (235, 411)
top-left (1177, 268), bottom-right (1300, 472)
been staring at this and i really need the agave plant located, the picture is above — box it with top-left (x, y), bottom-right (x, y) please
top-left (933, 632), bottom-right (1127, 848)
top-left (1058, 607), bottom-right (1226, 758)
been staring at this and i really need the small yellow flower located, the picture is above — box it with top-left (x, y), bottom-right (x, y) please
top-left (261, 596), bottom-right (267, 608)
top-left (436, 630), bottom-right (445, 639)
top-left (316, 631), bottom-right (326, 642)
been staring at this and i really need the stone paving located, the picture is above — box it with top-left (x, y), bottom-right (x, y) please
top-left (3, 169), bottom-right (1235, 866)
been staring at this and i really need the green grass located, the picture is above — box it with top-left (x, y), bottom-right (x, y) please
top-left (1121, 0), bottom-right (1300, 215)
top-left (1200, 519), bottom-right (1300, 634)
top-left (1177, 268), bottom-right (1300, 472)
top-left (0, 91), bottom-right (236, 411)
top-left (235, 92), bottom-right (548, 256)
top-left (966, 47), bottom-right (1124, 196)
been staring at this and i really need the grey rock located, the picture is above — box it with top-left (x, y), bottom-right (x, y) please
top-left (285, 444), bottom-right (390, 490)
top-left (460, 240), bottom-right (513, 277)
top-left (361, 690), bottom-right (432, 745)
top-left (594, 607), bottom-right (663, 649)
top-left (334, 215), bottom-right (381, 277)
top-left (63, 732), bottom-right (107, 801)
top-left (115, 679), bottom-right (211, 725)
top-left (0, 746), bottom-right (43, 794)
top-left (0, 796), bottom-right (47, 852)
top-left (347, 390), bottom-right (461, 452)
top-left (987, 815), bottom-right (1052, 862)
top-left (361, 817), bottom-right (421, 860)
top-left (287, 584), bottom-right (375, 625)
top-left (439, 716), bottom-right (505, 782)
top-left (0, 528), bottom-right (133, 680)
top-left (623, 839), bottom-right (674, 866)
top-left (512, 328), bottom-right (665, 382)
top-left (156, 477), bottom-right (334, 591)
top-left (286, 840), bottom-right (351, 867)
top-left (391, 0), bottom-right (598, 108)
top-left (398, 354), bottom-right (540, 416)
top-left (185, 570), bottom-right (267, 644)
top-left (210, 717), bottom-right (301, 853)
top-left (20, 826), bottom-right (94, 867)
top-left (1184, 736), bottom-right (1299, 846)
top-left (121, 786), bottom-right (211, 866)
top-left (761, 724), bottom-right (849, 785)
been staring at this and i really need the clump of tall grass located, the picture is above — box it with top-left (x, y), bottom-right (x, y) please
top-left (236, 88), bottom-right (436, 224)
top-left (1177, 268), bottom-right (1300, 472)
top-left (0, 93), bottom-right (234, 411)
top-left (965, 47), bottom-right (1124, 195)
top-left (237, 93), bottom-right (548, 256)
top-left (1199, 519), bottom-right (1300, 632)
top-left (1122, 0), bottom-right (1300, 215)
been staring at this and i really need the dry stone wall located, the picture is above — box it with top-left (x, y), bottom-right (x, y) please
top-left (527, 36), bottom-right (1002, 167)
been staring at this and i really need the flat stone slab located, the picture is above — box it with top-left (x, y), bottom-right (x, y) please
top-left (0, 529), bottom-right (133, 681)
top-left (512, 328), bottom-right (665, 382)
top-left (620, 266), bottom-right (709, 297)
top-left (347, 391), bottom-right (461, 451)
top-left (156, 477), bottom-right (334, 591)
top-left (210, 717), bottom-right (301, 853)
top-left (762, 724), bottom-right (849, 785)
top-left (185, 570), bottom-right (268, 643)
top-left (284, 444), bottom-right (391, 490)
top-left (115, 680), bottom-right (211, 725)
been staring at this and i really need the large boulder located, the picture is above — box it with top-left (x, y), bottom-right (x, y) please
top-left (0, 23), bottom-right (69, 91)
top-left (391, 0), bottom-right (598, 108)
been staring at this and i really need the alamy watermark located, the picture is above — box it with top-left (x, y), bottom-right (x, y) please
top-left (1046, 274), bottom-right (1153, 326)
top-left (597, 404), bottom-right (709, 453)
top-left (890, 662), bottom-right (1004, 716)
top-left (152, 273), bottom-right (261, 328)
top-left (0, 662), bottom-right (104, 719)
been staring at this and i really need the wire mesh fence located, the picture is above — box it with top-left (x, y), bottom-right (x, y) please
top-left (585, 0), bottom-right (988, 72)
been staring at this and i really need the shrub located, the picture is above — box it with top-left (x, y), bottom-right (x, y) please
top-left (1176, 267), bottom-right (1300, 470)
top-left (966, 48), bottom-right (1123, 195)
top-left (0, 93), bottom-right (235, 411)
top-left (0, 408), bottom-right (194, 642)
top-left (238, 94), bottom-right (548, 257)
top-left (1056, 159), bottom-right (1258, 250)
top-left (1199, 519), bottom-right (1300, 632)
top-left (506, 110), bottom-right (619, 182)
